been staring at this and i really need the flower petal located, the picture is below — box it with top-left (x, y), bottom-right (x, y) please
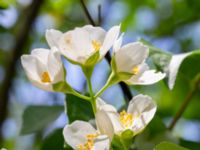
top-left (21, 55), bottom-right (53, 91)
top-left (59, 28), bottom-right (92, 64)
top-left (21, 55), bottom-right (42, 81)
top-left (127, 94), bottom-right (156, 134)
top-left (47, 47), bottom-right (65, 82)
top-left (31, 48), bottom-right (49, 65)
top-left (113, 33), bottom-right (124, 52)
top-left (63, 121), bottom-right (96, 150)
top-left (127, 69), bottom-right (166, 85)
top-left (45, 29), bottom-right (63, 48)
top-left (100, 25), bottom-right (121, 57)
top-left (115, 42), bottom-right (148, 73)
top-left (82, 25), bottom-right (106, 43)
top-left (96, 97), bottom-right (107, 109)
top-left (96, 110), bottom-right (114, 140)
top-left (93, 135), bottom-right (110, 150)
top-left (167, 52), bottom-right (191, 89)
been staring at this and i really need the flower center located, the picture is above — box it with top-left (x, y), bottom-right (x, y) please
top-left (78, 133), bottom-right (99, 150)
top-left (92, 40), bottom-right (101, 51)
top-left (119, 110), bottom-right (133, 128)
top-left (65, 35), bottom-right (72, 44)
top-left (41, 72), bottom-right (51, 83)
top-left (132, 66), bottom-right (139, 75)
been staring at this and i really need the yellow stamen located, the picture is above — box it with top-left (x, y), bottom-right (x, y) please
top-left (78, 133), bottom-right (99, 150)
top-left (119, 110), bottom-right (133, 128)
top-left (41, 72), bottom-right (51, 83)
top-left (65, 35), bottom-right (72, 44)
top-left (92, 40), bottom-right (101, 51)
top-left (132, 66), bottom-right (139, 75)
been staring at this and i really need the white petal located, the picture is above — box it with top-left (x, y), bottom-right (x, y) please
top-left (45, 29), bottom-right (63, 48)
top-left (96, 97), bottom-right (107, 109)
top-left (59, 28), bottom-right (92, 64)
top-left (47, 47), bottom-right (65, 82)
top-left (82, 25), bottom-right (106, 43)
top-left (63, 121), bottom-right (96, 150)
top-left (100, 25), bottom-right (121, 58)
top-left (127, 70), bottom-right (166, 85)
top-left (31, 48), bottom-right (49, 65)
top-left (98, 108), bottom-right (123, 133)
top-left (21, 55), bottom-right (53, 91)
top-left (127, 94), bottom-right (156, 134)
top-left (113, 33), bottom-right (124, 52)
top-left (167, 52), bottom-right (191, 89)
top-left (93, 135), bottom-right (110, 150)
top-left (21, 55), bottom-right (42, 81)
top-left (115, 42), bottom-right (149, 73)
top-left (96, 110), bottom-right (114, 140)
top-left (29, 78), bottom-right (53, 91)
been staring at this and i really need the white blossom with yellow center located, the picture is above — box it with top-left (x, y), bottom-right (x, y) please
top-left (96, 95), bottom-right (156, 135)
top-left (54, 25), bottom-right (121, 65)
top-left (112, 35), bottom-right (166, 85)
top-left (63, 121), bottom-right (111, 150)
top-left (21, 47), bottom-right (65, 91)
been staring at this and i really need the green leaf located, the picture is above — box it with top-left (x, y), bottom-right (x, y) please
top-left (180, 139), bottom-right (200, 150)
top-left (66, 94), bottom-right (94, 123)
top-left (21, 105), bottom-right (63, 135)
top-left (41, 129), bottom-right (72, 150)
top-left (154, 141), bottom-right (189, 150)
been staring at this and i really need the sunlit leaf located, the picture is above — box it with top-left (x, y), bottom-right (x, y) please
top-left (154, 141), bottom-right (189, 150)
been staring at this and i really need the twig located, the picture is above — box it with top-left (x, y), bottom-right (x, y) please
top-left (168, 76), bottom-right (200, 130)
top-left (80, 0), bottom-right (95, 26)
top-left (98, 4), bottom-right (102, 25)
top-left (79, 0), bottom-right (133, 103)
top-left (0, 0), bottom-right (45, 143)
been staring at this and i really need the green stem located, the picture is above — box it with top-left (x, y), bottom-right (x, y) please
top-left (71, 89), bottom-right (91, 101)
top-left (168, 75), bottom-right (200, 130)
top-left (94, 72), bottom-right (116, 99)
top-left (86, 76), bottom-right (97, 113)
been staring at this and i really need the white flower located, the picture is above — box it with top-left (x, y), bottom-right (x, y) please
top-left (112, 38), bottom-right (166, 85)
top-left (57, 25), bottom-right (120, 65)
top-left (96, 95), bottom-right (156, 135)
top-left (45, 29), bottom-right (63, 48)
top-left (167, 52), bottom-right (191, 89)
top-left (63, 120), bottom-right (111, 150)
top-left (21, 47), bottom-right (65, 91)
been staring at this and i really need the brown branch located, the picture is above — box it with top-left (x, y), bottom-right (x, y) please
top-left (80, 0), bottom-right (95, 26)
top-left (0, 0), bottom-right (45, 143)
top-left (168, 76), bottom-right (200, 130)
top-left (98, 4), bottom-right (102, 26)
top-left (79, 0), bottom-right (133, 103)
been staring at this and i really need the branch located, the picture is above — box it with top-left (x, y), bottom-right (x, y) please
top-left (79, 0), bottom-right (133, 102)
top-left (0, 0), bottom-right (45, 142)
top-left (98, 4), bottom-right (102, 25)
top-left (80, 0), bottom-right (95, 26)
top-left (168, 76), bottom-right (200, 130)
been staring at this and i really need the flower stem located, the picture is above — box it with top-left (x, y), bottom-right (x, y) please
top-left (71, 89), bottom-right (91, 101)
top-left (86, 75), bottom-right (97, 114)
top-left (94, 72), bottom-right (116, 99)
top-left (168, 75), bottom-right (200, 130)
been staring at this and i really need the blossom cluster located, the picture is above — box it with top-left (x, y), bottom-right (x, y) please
top-left (21, 25), bottom-right (165, 150)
